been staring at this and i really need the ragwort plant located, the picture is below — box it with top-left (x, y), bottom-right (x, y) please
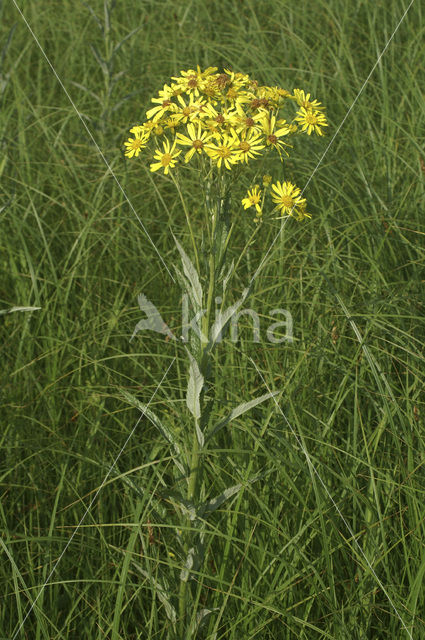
top-left (124, 66), bottom-right (327, 638)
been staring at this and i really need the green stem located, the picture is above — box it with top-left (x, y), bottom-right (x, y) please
top-left (178, 189), bottom-right (219, 637)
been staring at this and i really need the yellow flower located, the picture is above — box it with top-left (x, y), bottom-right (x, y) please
top-left (176, 123), bottom-right (213, 162)
top-left (271, 181), bottom-right (307, 218)
top-left (203, 104), bottom-right (236, 134)
top-left (242, 185), bottom-right (262, 214)
top-left (294, 107), bottom-right (328, 136)
top-left (236, 131), bottom-right (265, 163)
top-left (146, 97), bottom-right (177, 122)
top-left (172, 66), bottom-right (218, 96)
top-left (205, 133), bottom-right (240, 170)
top-left (260, 114), bottom-right (291, 156)
top-left (124, 132), bottom-right (148, 158)
top-left (173, 94), bottom-right (210, 124)
top-left (231, 102), bottom-right (264, 135)
top-left (129, 125), bottom-right (145, 136)
top-left (292, 89), bottom-right (324, 111)
top-left (150, 139), bottom-right (181, 175)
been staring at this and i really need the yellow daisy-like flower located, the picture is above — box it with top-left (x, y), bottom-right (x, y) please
top-left (294, 107), bottom-right (328, 136)
top-left (242, 185), bottom-right (262, 214)
top-left (173, 94), bottom-right (210, 124)
top-left (150, 139), bottom-right (181, 175)
top-left (176, 123), bottom-right (213, 163)
top-left (205, 133), bottom-right (240, 170)
top-left (124, 132), bottom-right (148, 158)
top-left (172, 66), bottom-right (218, 96)
top-left (271, 181), bottom-right (307, 218)
top-left (129, 125), bottom-right (144, 136)
top-left (292, 89), bottom-right (324, 111)
top-left (236, 131), bottom-right (265, 163)
top-left (260, 114), bottom-right (291, 156)
top-left (231, 102), bottom-right (264, 135)
top-left (146, 97), bottom-right (177, 122)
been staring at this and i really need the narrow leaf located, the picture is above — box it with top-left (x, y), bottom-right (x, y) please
top-left (199, 474), bottom-right (263, 518)
top-left (120, 390), bottom-right (185, 475)
top-left (131, 563), bottom-right (177, 624)
top-left (186, 351), bottom-right (205, 447)
top-left (209, 286), bottom-right (250, 345)
top-left (0, 306), bottom-right (41, 316)
top-left (207, 391), bottom-right (279, 442)
top-left (173, 234), bottom-right (203, 310)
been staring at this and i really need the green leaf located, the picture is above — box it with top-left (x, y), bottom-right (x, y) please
top-left (173, 234), bottom-right (203, 310)
top-left (198, 474), bottom-right (263, 518)
top-left (0, 306), bottom-right (41, 316)
top-left (207, 391), bottom-right (279, 442)
top-left (120, 390), bottom-right (185, 475)
top-left (130, 561), bottom-right (177, 625)
top-left (209, 286), bottom-right (250, 346)
top-left (180, 546), bottom-right (195, 583)
top-left (186, 351), bottom-right (205, 447)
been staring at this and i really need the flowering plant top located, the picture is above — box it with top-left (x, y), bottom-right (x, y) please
top-left (124, 66), bottom-right (327, 221)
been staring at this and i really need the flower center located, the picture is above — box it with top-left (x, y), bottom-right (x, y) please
top-left (187, 75), bottom-right (199, 88)
top-left (162, 99), bottom-right (172, 108)
top-left (131, 139), bottom-right (143, 150)
top-left (267, 134), bottom-right (278, 145)
top-left (192, 139), bottom-right (204, 150)
top-left (215, 114), bottom-right (225, 124)
top-left (305, 113), bottom-right (318, 124)
top-left (227, 88), bottom-right (238, 99)
top-left (182, 107), bottom-right (192, 117)
top-left (216, 73), bottom-right (230, 88)
top-left (245, 117), bottom-right (255, 127)
top-left (250, 194), bottom-right (260, 204)
top-left (161, 153), bottom-right (172, 166)
top-left (280, 196), bottom-right (293, 208)
top-left (217, 146), bottom-right (231, 158)
top-left (239, 141), bottom-right (250, 152)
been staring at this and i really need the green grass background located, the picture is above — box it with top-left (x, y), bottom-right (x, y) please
top-left (1, 0), bottom-right (425, 638)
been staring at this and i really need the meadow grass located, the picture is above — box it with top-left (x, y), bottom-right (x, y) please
top-left (1, 0), bottom-right (425, 638)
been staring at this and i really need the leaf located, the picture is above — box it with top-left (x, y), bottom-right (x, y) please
top-left (131, 562), bottom-right (177, 625)
top-left (173, 234), bottom-right (203, 310)
top-left (112, 26), bottom-right (142, 55)
top-left (120, 390), bottom-right (185, 475)
top-left (209, 286), bottom-right (251, 346)
top-left (180, 533), bottom-right (205, 583)
top-left (186, 351), bottom-right (204, 447)
top-left (180, 546), bottom-right (195, 582)
top-left (198, 474), bottom-right (263, 518)
top-left (221, 258), bottom-right (234, 294)
top-left (0, 306), bottom-right (41, 316)
top-left (174, 266), bottom-right (203, 323)
top-left (159, 489), bottom-right (197, 520)
top-left (90, 44), bottom-right (108, 75)
top-left (189, 608), bottom-right (218, 638)
top-left (207, 391), bottom-right (279, 443)
top-left (200, 483), bottom-right (242, 517)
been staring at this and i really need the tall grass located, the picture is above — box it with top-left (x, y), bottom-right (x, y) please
top-left (1, 0), bottom-right (424, 638)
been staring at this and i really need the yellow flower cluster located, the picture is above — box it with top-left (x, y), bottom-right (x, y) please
top-left (124, 67), bottom-right (327, 221)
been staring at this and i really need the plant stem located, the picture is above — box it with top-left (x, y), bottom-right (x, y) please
top-left (178, 188), bottom-right (220, 637)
